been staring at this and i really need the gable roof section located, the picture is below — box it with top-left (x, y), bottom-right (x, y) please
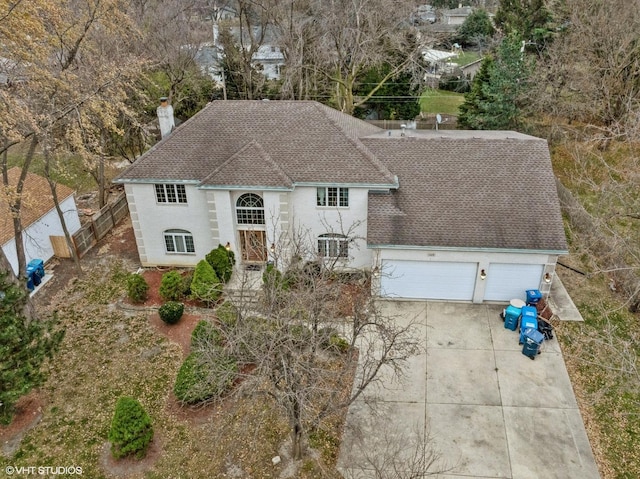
top-left (115, 100), bottom-right (397, 188)
top-left (200, 140), bottom-right (293, 189)
top-left (363, 130), bottom-right (568, 252)
top-left (1, 167), bottom-right (75, 245)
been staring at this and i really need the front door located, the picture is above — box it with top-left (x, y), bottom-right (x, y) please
top-left (239, 230), bottom-right (267, 263)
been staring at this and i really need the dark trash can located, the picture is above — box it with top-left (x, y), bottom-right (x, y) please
top-left (538, 318), bottom-right (554, 340)
top-left (522, 328), bottom-right (544, 359)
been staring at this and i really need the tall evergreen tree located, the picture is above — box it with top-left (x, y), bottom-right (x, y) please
top-left (458, 36), bottom-right (533, 130)
top-left (0, 270), bottom-right (63, 424)
top-left (457, 56), bottom-right (494, 129)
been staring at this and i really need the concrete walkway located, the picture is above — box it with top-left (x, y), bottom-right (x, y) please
top-left (337, 301), bottom-right (600, 479)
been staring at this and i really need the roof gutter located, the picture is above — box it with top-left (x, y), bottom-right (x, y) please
top-left (367, 243), bottom-right (569, 255)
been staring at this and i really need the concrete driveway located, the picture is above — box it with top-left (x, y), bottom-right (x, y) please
top-left (338, 301), bottom-right (600, 479)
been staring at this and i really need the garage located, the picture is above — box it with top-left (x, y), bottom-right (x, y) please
top-left (484, 263), bottom-right (544, 302)
top-left (380, 260), bottom-right (478, 300)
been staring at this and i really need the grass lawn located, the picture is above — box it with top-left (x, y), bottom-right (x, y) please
top-left (551, 139), bottom-right (640, 479)
top-left (419, 89), bottom-right (465, 116)
top-left (0, 257), bottom-right (346, 478)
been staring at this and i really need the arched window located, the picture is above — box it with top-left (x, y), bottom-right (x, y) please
top-left (318, 233), bottom-right (349, 258)
top-left (236, 193), bottom-right (265, 225)
top-left (164, 229), bottom-right (195, 253)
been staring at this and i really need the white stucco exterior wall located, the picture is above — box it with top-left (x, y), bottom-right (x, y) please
top-left (126, 183), bottom-right (215, 267)
top-left (289, 186), bottom-right (372, 269)
top-left (1, 195), bottom-right (81, 275)
top-left (126, 183), bottom-right (373, 270)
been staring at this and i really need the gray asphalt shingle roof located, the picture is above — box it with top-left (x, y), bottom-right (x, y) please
top-left (115, 100), bottom-right (395, 188)
top-left (115, 101), bottom-right (567, 252)
top-left (362, 130), bottom-right (568, 251)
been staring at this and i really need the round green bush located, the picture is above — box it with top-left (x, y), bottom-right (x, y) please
top-left (159, 271), bottom-right (183, 301)
top-left (173, 351), bottom-right (238, 404)
top-left (126, 273), bottom-right (149, 303)
top-left (108, 397), bottom-right (153, 459)
top-left (158, 301), bottom-right (184, 324)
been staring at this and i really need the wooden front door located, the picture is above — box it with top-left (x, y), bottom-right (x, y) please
top-left (239, 230), bottom-right (267, 262)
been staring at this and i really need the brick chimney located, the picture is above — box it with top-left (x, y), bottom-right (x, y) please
top-left (157, 97), bottom-right (175, 139)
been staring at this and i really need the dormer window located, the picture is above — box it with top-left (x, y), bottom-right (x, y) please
top-left (317, 187), bottom-right (348, 207)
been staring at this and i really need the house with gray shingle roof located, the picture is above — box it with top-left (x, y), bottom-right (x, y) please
top-left (114, 100), bottom-right (567, 303)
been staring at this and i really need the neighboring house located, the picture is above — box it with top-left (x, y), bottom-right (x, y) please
top-left (1, 168), bottom-right (82, 275)
top-left (422, 48), bottom-right (459, 76)
top-left (114, 100), bottom-right (567, 303)
top-left (195, 25), bottom-right (285, 83)
top-left (441, 5), bottom-right (474, 25)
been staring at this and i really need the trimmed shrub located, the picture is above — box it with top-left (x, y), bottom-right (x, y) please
top-left (173, 351), bottom-right (238, 404)
top-left (126, 273), bottom-right (148, 303)
top-left (205, 244), bottom-right (235, 283)
top-left (158, 301), bottom-right (184, 324)
top-left (108, 397), bottom-right (153, 459)
top-left (215, 301), bottom-right (238, 330)
top-left (191, 320), bottom-right (223, 348)
top-left (159, 271), bottom-right (183, 301)
top-left (190, 260), bottom-right (222, 305)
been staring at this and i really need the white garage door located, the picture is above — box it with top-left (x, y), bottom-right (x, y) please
top-left (380, 260), bottom-right (478, 300)
top-left (484, 263), bottom-right (544, 301)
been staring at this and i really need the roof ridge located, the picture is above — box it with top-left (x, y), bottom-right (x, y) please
top-left (200, 139), bottom-right (292, 187)
top-left (311, 103), bottom-right (397, 185)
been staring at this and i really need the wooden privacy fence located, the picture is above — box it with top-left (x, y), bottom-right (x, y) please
top-left (60, 192), bottom-right (129, 258)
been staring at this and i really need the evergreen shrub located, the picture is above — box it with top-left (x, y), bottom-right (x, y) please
top-left (108, 397), bottom-right (153, 459)
top-left (159, 271), bottom-right (183, 301)
top-left (158, 301), bottom-right (184, 324)
top-left (126, 273), bottom-right (149, 303)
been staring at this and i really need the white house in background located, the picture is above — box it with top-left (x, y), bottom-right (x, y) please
top-left (114, 100), bottom-right (568, 303)
top-left (1, 167), bottom-right (82, 275)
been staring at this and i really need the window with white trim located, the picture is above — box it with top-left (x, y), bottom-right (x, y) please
top-left (164, 229), bottom-right (195, 253)
top-left (318, 233), bottom-right (349, 258)
top-left (155, 184), bottom-right (187, 204)
top-left (317, 187), bottom-right (348, 207)
top-left (236, 193), bottom-right (265, 225)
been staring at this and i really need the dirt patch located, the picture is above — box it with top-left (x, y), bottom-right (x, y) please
top-left (0, 391), bottom-right (43, 457)
top-left (148, 312), bottom-right (202, 357)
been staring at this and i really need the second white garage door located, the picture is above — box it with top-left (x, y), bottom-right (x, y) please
top-left (380, 260), bottom-right (478, 300)
top-left (484, 263), bottom-right (544, 301)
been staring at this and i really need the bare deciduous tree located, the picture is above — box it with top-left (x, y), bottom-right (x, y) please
top-left (194, 226), bottom-right (424, 464)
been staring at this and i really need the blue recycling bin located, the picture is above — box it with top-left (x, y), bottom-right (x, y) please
top-left (519, 306), bottom-right (538, 344)
top-left (27, 259), bottom-right (45, 279)
top-left (522, 328), bottom-right (544, 359)
top-left (526, 289), bottom-right (542, 305)
top-left (26, 259), bottom-right (44, 288)
top-left (503, 304), bottom-right (521, 331)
